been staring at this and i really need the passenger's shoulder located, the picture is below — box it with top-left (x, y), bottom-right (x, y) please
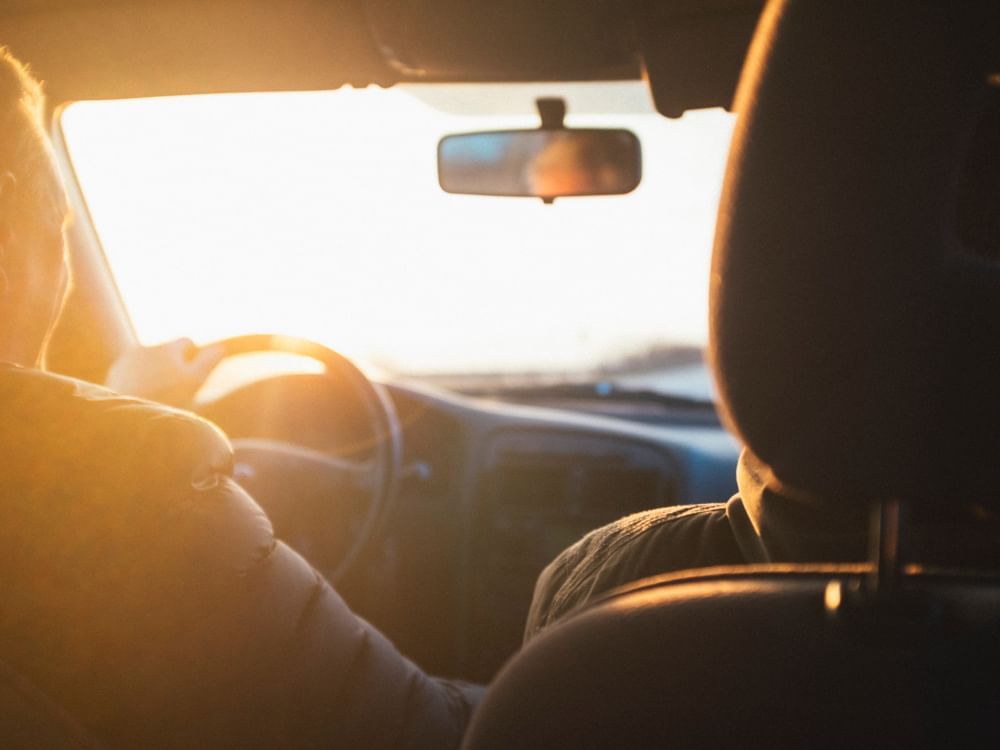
top-left (610, 503), bottom-right (729, 531)
top-left (572, 503), bottom-right (730, 561)
top-left (526, 503), bottom-right (735, 639)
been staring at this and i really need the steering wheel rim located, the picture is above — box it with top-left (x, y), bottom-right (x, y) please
top-left (205, 333), bottom-right (403, 583)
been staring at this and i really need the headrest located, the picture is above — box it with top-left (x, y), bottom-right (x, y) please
top-left (710, 0), bottom-right (1000, 507)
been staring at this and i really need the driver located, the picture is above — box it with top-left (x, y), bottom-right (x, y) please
top-left (0, 48), bottom-right (481, 748)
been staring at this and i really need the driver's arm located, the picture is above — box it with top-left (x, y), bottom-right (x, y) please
top-left (104, 337), bottom-right (223, 407)
top-left (2, 364), bottom-right (482, 748)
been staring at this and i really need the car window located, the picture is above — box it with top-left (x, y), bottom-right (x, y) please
top-left (61, 83), bottom-right (734, 399)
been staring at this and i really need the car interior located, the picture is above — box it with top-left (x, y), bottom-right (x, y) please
top-left (2, 0), bottom-right (999, 746)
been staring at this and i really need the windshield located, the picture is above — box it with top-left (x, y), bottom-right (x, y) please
top-left (61, 83), bottom-right (734, 400)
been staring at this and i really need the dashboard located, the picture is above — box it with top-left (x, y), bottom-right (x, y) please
top-left (199, 374), bottom-right (741, 682)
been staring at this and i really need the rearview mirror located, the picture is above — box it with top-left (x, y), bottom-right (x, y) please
top-left (438, 129), bottom-right (641, 201)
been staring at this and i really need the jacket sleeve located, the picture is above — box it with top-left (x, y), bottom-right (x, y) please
top-left (0, 365), bottom-right (480, 749)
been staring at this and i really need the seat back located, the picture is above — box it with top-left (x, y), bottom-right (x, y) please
top-left (464, 567), bottom-right (1000, 749)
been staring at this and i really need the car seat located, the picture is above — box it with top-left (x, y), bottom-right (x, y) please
top-left (462, 1), bottom-right (1000, 747)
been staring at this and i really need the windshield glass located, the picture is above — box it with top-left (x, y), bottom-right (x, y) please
top-left (61, 83), bottom-right (734, 400)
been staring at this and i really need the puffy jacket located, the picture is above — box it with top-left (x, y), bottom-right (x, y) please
top-left (0, 364), bottom-right (480, 748)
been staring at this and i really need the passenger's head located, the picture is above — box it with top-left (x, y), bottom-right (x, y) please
top-left (0, 47), bottom-right (70, 368)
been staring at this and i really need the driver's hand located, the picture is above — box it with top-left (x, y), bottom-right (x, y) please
top-left (104, 338), bottom-right (224, 408)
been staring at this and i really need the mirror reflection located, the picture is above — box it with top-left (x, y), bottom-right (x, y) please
top-left (439, 129), bottom-right (641, 200)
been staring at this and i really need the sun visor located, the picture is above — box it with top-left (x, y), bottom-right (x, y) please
top-left (364, 0), bottom-right (638, 81)
top-left (366, 0), bottom-right (763, 113)
top-left (1, 0), bottom-right (398, 102)
top-left (637, 0), bottom-right (764, 117)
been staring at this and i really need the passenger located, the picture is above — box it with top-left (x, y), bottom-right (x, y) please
top-left (0, 48), bottom-right (480, 748)
top-left (524, 447), bottom-right (862, 639)
top-left (525, 94), bottom-right (1000, 643)
top-left (526, 446), bottom-right (1000, 641)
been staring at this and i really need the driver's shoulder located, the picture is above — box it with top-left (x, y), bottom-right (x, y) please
top-left (0, 362), bottom-right (233, 495)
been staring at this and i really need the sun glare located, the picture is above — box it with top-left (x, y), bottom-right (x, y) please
top-left (60, 84), bottom-right (734, 377)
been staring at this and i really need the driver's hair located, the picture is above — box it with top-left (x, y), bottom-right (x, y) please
top-left (0, 47), bottom-right (55, 214)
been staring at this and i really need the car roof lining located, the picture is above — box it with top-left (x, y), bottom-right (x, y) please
top-left (0, 0), bottom-right (762, 116)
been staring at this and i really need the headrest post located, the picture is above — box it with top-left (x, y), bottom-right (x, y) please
top-left (869, 498), bottom-right (907, 594)
top-left (826, 495), bottom-right (946, 631)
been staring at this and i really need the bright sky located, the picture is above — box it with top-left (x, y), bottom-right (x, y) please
top-left (61, 82), bottom-right (734, 377)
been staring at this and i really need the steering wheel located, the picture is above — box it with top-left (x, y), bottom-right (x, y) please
top-left (202, 334), bottom-right (402, 583)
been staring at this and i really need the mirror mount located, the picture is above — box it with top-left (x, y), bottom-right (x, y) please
top-left (536, 97), bottom-right (567, 130)
top-left (536, 98), bottom-right (568, 203)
